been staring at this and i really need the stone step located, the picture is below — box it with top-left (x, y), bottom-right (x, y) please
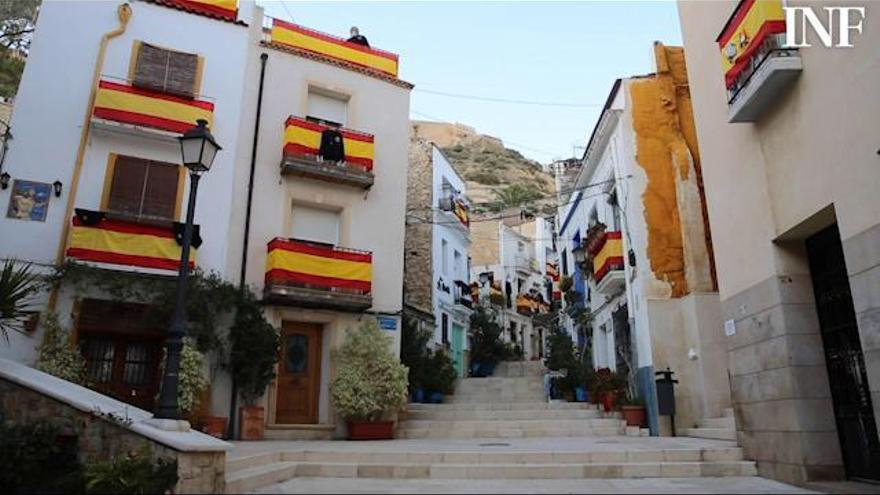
top-left (697, 416), bottom-right (736, 430)
top-left (682, 427), bottom-right (737, 441)
top-left (396, 426), bottom-right (625, 439)
top-left (227, 446), bottom-right (747, 471)
top-left (403, 409), bottom-right (604, 421)
top-left (226, 459), bottom-right (757, 491)
top-left (398, 418), bottom-right (624, 430)
top-left (722, 407), bottom-right (734, 418)
top-left (407, 401), bottom-right (597, 411)
top-left (494, 361), bottom-right (546, 377)
top-left (445, 393), bottom-right (546, 404)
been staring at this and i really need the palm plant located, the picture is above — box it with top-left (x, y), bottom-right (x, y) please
top-left (491, 184), bottom-right (542, 211)
top-left (0, 260), bottom-right (42, 342)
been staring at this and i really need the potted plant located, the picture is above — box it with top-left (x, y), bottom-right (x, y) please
top-left (593, 368), bottom-right (626, 412)
top-left (400, 316), bottom-right (431, 403)
top-left (331, 319), bottom-right (408, 440)
top-left (230, 301), bottom-right (280, 441)
top-left (468, 307), bottom-right (506, 377)
top-left (619, 395), bottom-right (647, 427)
top-left (424, 349), bottom-right (457, 403)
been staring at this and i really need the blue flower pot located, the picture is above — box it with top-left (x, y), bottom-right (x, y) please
top-left (482, 362), bottom-right (497, 377)
top-left (412, 388), bottom-right (425, 403)
top-left (428, 390), bottom-right (444, 404)
top-left (575, 386), bottom-right (587, 402)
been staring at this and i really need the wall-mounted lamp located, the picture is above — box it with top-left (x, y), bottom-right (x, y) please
top-left (0, 172), bottom-right (9, 190)
top-left (52, 180), bottom-right (63, 197)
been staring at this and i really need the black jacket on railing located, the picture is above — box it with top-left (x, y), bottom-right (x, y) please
top-left (319, 128), bottom-right (345, 162)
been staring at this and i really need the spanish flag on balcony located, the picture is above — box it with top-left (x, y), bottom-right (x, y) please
top-left (284, 117), bottom-right (375, 171)
top-left (165, 0), bottom-right (238, 20)
top-left (453, 200), bottom-right (469, 227)
top-left (66, 210), bottom-right (197, 271)
top-left (717, 0), bottom-right (786, 89)
top-left (93, 80), bottom-right (214, 134)
top-left (592, 232), bottom-right (624, 283)
top-left (270, 19), bottom-right (399, 77)
top-left (265, 238), bottom-right (373, 294)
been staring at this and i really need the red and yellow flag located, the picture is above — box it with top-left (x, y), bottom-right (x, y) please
top-left (67, 215), bottom-right (196, 271)
top-left (270, 18), bottom-right (399, 77)
top-left (717, 0), bottom-right (786, 88)
top-left (592, 231), bottom-right (624, 282)
top-left (453, 199), bottom-right (469, 227)
top-left (93, 80), bottom-right (214, 134)
top-left (284, 116), bottom-right (375, 171)
top-left (166, 0), bottom-right (238, 20)
top-left (265, 238), bottom-right (372, 294)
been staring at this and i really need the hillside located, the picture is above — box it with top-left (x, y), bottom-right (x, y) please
top-left (411, 121), bottom-right (555, 214)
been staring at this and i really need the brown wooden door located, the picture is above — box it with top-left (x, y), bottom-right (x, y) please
top-left (275, 322), bottom-right (322, 424)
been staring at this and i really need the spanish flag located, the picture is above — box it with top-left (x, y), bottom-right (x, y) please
top-left (453, 200), bottom-right (469, 227)
top-left (93, 80), bottom-right (214, 134)
top-left (265, 238), bottom-right (372, 294)
top-left (67, 210), bottom-right (196, 271)
top-left (166, 0), bottom-right (238, 20)
top-left (284, 117), bottom-right (375, 171)
top-left (592, 232), bottom-right (624, 283)
top-left (270, 18), bottom-right (399, 77)
top-left (717, 0), bottom-right (786, 89)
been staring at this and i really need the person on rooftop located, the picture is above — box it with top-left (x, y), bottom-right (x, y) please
top-left (347, 26), bottom-right (370, 47)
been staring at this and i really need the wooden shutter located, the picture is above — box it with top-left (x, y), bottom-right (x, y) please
top-left (108, 155), bottom-right (148, 217)
top-left (108, 155), bottom-right (179, 221)
top-left (133, 42), bottom-right (198, 98)
top-left (141, 162), bottom-right (179, 220)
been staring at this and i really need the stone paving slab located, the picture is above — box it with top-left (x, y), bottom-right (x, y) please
top-left (249, 476), bottom-right (816, 494)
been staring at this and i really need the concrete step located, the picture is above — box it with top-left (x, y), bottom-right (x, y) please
top-left (445, 393), bottom-right (546, 404)
top-left (403, 408), bottom-right (604, 421)
top-left (407, 401), bottom-right (597, 412)
top-left (494, 361), bottom-right (546, 377)
top-left (396, 426), bottom-right (625, 439)
top-left (697, 416), bottom-right (736, 430)
top-left (226, 459), bottom-right (757, 491)
top-left (722, 407), bottom-right (734, 418)
top-left (682, 427), bottom-right (737, 441)
top-left (398, 418), bottom-right (624, 430)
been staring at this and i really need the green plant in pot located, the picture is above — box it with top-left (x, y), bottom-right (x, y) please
top-left (230, 297), bottom-right (279, 440)
top-left (400, 316), bottom-right (432, 401)
top-left (423, 348), bottom-right (457, 403)
top-left (468, 307), bottom-right (506, 377)
top-left (331, 318), bottom-right (408, 440)
top-left (593, 367), bottom-right (626, 412)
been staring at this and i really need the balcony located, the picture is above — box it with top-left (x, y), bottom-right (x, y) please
top-left (264, 238), bottom-right (372, 312)
top-left (438, 193), bottom-right (470, 230)
top-left (454, 280), bottom-right (473, 309)
top-left (591, 231), bottom-right (625, 295)
top-left (281, 116), bottom-right (375, 189)
top-left (266, 18), bottom-right (399, 79)
top-left (92, 79), bottom-right (215, 137)
top-left (516, 293), bottom-right (550, 316)
top-left (717, 0), bottom-right (800, 123)
top-left (66, 208), bottom-right (199, 272)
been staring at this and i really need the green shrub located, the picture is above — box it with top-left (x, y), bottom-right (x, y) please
top-left (400, 316), bottom-right (432, 394)
top-left (423, 348), bottom-right (457, 393)
top-left (229, 296), bottom-right (279, 405)
top-left (83, 447), bottom-right (177, 495)
top-left (469, 307), bottom-right (507, 367)
top-left (0, 419), bottom-right (84, 494)
top-left (35, 312), bottom-right (88, 385)
top-left (331, 319), bottom-right (408, 421)
top-left (156, 338), bottom-right (209, 418)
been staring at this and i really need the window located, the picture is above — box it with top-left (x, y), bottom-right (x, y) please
top-left (453, 250), bottom-right (462, 279)
top-left (106, 155), bottom-right (180, 221)
top-left (307, 87), bottom-right (348, 127)
top-left (509, 322), bottom-right (517, 343)
top-left (291, 205), bottom-right (340, 246)
top-left (441, 313), bottom-right (449, 344)
top-left (518, 278), bottom-right (525, 294)
top-left (518, 241), bottom-right (525, 253)
top-left (132, 42), bottom-right (200, 98)
top-left (561, 249), bottom-right (568, 276)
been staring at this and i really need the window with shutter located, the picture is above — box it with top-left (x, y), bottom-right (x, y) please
top-left (107, 155), bottom-right (180, 222)
top-left (133, 42), bottom-right (199, 98)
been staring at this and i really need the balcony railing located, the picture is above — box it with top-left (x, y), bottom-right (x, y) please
top-left (281, 116), bottom-right (375, 189)
top-left (439, 193), bottom-right (470, 229)
top-left (66, 208), bottom-right (198, 272)
top-left (92, 79), bottom-right (215, 134)
top-left (265, 17), bottom-right (400, 78)
top-left (516, 293), bottom-right (550, 316)
top-left (264, 237), bottom-right (373, 312)
top-left (454, 280), bottom-right (473, 309)
top-left (717, 0), bottom-right (800, 122)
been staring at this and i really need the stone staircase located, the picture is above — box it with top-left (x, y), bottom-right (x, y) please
top-left (225, 363), bottom-right (755, 493)
top-left (683, 408), bottom-right (737, 441)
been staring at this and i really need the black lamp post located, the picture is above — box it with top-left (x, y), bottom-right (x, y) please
top-left (155, 119), bottom-right (221, 420)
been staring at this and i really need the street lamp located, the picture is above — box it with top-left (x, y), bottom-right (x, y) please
top-left (571, 243), bottom-right (586, 267)
top-left (155, 119), bottom-right (221, 420)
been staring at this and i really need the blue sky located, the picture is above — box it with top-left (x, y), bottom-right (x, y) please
top-left (259, 1), bottom-right (683, 163)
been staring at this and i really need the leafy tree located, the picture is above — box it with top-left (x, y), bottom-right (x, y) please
top-left (400, 315), bottom-right (432, 394)
top-left (491, 184), bottom-right (543, 211)
top-left (0, 0), bottom-right (39, 52)
top-left (468, 307), bottom-right (508, 368)
top-left (229, 295), bottom-right (279, 405)
top-left (0, 260), bottom-right (41, 342)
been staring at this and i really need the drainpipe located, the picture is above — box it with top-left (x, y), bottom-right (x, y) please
top-left (228, 51), bottom-right (268, 440)
top-left (49, 3), bottom-right (132, 310)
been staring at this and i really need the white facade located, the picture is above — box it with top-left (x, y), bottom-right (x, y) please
top-left (0, 0), bottom-right (252, 363)
top-left (430, 147), bottom-right (471, 352)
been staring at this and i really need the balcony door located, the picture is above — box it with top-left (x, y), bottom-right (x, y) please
top-left (276, 322), bottom-right (323, 424)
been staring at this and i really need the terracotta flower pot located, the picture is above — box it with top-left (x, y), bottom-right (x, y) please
top-left (601, 391), bottom-right (617, 412)
top-left (239, 405), bottom-right (265, 440)
top-left (347, 420), bottom-right (395, 440)
top-left (199, 416), bottom-right (228, 439)
top-left (620, 405), bottom-right (647, 427)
